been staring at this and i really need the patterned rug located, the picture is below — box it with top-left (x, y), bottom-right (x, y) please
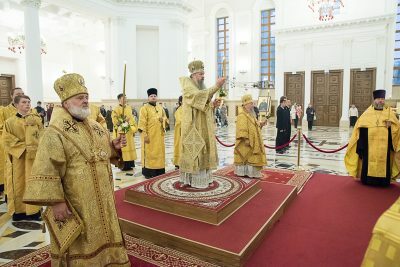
top-left (214, 166), bottom-right (313, 193)
top-left (127, 169), bottom-right (259, 211)
top-left (2, 233), bottom-right (218, 267)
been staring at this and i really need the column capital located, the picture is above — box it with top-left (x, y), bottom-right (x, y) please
top-left (343, 38), bottom-right (353, 47)
top-left (21, 0), bottom-right (41, 9)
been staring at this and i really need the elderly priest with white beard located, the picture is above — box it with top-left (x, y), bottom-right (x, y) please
top-left (23, 73), bottom-right (130, 266)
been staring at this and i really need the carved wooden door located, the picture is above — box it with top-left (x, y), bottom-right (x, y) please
top-left (284, 72), bottom-right (305, 108)
top-left (350, 68), bottom-right (376, 116)
top-left (312, 70), bottom-right (343, 127)
top-left (0, 75), bottom-right (13, 106)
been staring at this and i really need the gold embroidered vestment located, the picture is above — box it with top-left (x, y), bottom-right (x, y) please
top-left (23, 107), bottom-right (129, 266)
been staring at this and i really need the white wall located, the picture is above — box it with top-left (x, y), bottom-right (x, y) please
top-left (136, 26), bottom-right (159, 99)
top-left (275, 0), bottom-right (397, 124)
top-left (189, 0), bottom-right (398, 124)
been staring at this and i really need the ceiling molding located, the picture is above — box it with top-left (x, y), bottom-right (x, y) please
top-left (21, 0), bottom-right (41, 9)
top-left (104, 0), bottom-right (192, 12)
top-left (274, 14), bottom-right (395, 35)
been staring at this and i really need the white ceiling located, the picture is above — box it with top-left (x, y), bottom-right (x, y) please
top-left (0, 0), bottom-right (106, 48)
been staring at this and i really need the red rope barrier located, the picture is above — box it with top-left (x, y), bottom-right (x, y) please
top-left (215, 134), bottom-right (298, 150)
top-left (302, 133), bottom-right (348, 153)
top-left (215, 135), bottom-right (235, 147)
top-left (264, 134), bottom-right (297, 150)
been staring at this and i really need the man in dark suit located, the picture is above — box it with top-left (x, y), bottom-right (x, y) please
top-left (276, 96), bottom-right (290, 154)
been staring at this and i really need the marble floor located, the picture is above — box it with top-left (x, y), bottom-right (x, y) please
top-left (0, 124), bottom-right (352, 265)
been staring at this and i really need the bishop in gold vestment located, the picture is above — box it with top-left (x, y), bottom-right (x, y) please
top-left (179, 60), bottom-right (226, 188)
top-left (345, 90), bottom-right (400, 186)
top-left (138, 88), bottom-right (167, 178)
top-left (112, 94), bottom-right (138, 171)
top-left (23, 73), bottom-right (129, 266)
top-left (0, 87), bottom-right (25, 196)
top-left (173, 96), bottom-right (183, 168)
top-left (3, 95), bottom-right (42, 221)
top-left (234, 94), bottom-right (267, 178)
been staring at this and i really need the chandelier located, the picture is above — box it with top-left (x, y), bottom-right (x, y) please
top-left (308, 0), bottom-right (344, 21)
top-left (8, 34), bottom-right (47, 54)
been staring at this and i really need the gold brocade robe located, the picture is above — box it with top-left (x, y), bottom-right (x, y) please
top-left (3, 113), bottom-right (42, 215)
top-left (234, 111), bottom-right (267, 167)
top-left (0, 104), bottom-right (37, 192)
top-left (0, 104), bottom-right (17, 191)
top-left (179, 77), bottom-right (219, 173)
top-left (112, 105), bottom-right (138, 161)
top-left (23, 107), bottom-right (130, 267)
top-left (0, 106), bottom-right (4, 189)
top-left (89, 104), bottom-right (107, 129)
top-left (173, 107), bottom-right (182, 166)
top-left (344, 105), bottom-right (400, 179)
top-left (138, 103), bottom-right (167, 169)
top-left (362, 197), bottom-right (400, 266)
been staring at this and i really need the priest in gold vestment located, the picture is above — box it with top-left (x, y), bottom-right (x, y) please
top-left (23, 73), bottom-right (130, 266)
top-left (112, 93), bottom-right (138, 171)
top-left (234, 94), bottom-right (267, 178)
top-left (89, 103), bottom-right (107, 128)
top-left (3, 95), bottom-right (42, 221)
top-left (345, 89), bottom-right (400, 186)
top-left (0, 87), bottom-right (25, 197)
top-left (362, 196), bottom-right (400, 266)
top-left (173, 96), bottom-right (183, 168)
top-left (138, 88), bottom-right (167, 178)
top-left (179, 60), bottom-right (226, 188)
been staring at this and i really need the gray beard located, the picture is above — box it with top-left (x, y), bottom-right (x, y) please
top-left (245, 107), bottom-right (256, 117)
top-left (374, 103), bottom-right (384, 110)
top-left (193, 78), bottom-right (206, 90)
top-left (68, 106), bottom-right (91, 120)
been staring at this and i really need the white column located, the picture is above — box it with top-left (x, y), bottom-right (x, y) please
top-left (275, 44), bottom-right (285, 100)
top-left (22, 0), bottom-right (43, 103)
top-left (109, 17), bottom-right (137, 100)
top-left (340, 38), bottom-right (352, 127)
top-left (104, 18), bottom-right (113, 99)
top-left (376, 35), bottom-right (387, 92)
top-left (303, 42), bottom-right (312, 126)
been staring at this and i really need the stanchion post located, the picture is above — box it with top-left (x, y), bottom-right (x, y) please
top-left (297, 127), bottom-right (302, 170)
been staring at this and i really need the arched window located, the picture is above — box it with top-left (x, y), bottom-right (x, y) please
top-left (261, 9), bottom-right (275, 83)
top-left (216, 16), bottom-right (229, 86)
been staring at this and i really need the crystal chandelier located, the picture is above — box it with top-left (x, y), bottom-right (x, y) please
top-left (8, 33), bottom-right (47, 54)
top-left (308, 0), bottom-right (344, 21)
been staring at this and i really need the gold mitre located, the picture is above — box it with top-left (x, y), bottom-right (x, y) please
top-left (54, 73), bottom-right (88, 102)
top-left (188, 60), bottom-right (204, 74)
top-left (241, 94), bottom-right (253, 105)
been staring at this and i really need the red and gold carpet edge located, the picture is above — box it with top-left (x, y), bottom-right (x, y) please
top-left (1, 234), bottom-right (218, 267)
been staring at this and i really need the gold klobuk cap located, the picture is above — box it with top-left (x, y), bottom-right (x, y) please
top-left (241, 94), bottom-right (253, 105)
top-left (54, 73), bottom-right (88, 102)
top-left (188, 60), bottom-right (204, 74)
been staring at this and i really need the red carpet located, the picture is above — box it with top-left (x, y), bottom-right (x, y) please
top-left (246, 173), bottom-right (400, 267)
top-left (214, 166), bottom-right (312, 192)
top-left (2, 234), bottom-right (218, 267)
top-left (118, 182), bottom-right (296, 254)
top-left (5, 172), bottom-right (400, 266)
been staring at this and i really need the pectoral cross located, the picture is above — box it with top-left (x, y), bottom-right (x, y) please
top-left (32, 131), bottom-right (39, 139)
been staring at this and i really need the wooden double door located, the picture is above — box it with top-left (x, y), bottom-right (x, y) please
top-left (349, 68), bottom-right (376, 116)
top-left (0, 75), bottom-right (14, 106)
top-left (284, 72), bottom-right (305, 108)
top-left (311, 70), bottom-right (343, 127)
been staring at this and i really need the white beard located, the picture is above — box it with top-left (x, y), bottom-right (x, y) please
top-left (68, 105), bottom-right (91, 120)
